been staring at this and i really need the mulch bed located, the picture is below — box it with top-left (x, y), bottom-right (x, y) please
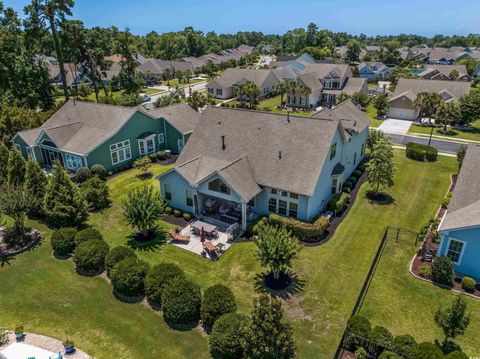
top-left (0, 228), bottom-right (41, 258)
top-left (162, 215), bottom-right (189, 227)
top-left (264, 272), bottom-right (292, 291)
top-left (302, 171), bottom-right (367, 247)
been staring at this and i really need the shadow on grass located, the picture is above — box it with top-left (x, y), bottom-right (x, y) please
top-left (366, 191), bottom-right (395, 205)
top-left (126, 228), bottom-right (168, 252)
top-left (0, 254), bottom-right (15, 267)
top-left (163, 317), bottom-right (199, 332)
top-left (254, 271), bottom-right (306, 299)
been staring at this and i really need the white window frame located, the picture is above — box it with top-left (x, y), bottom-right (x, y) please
top-left (185, 189), bottom-right (193, 207)
top-left (110, 140), bottom-right (131, 166)
top-left (158, 133), bottom-right (165, 144)
top-left (446, 238), bottom-right (466, 265)
top-left (14, 143), bottom-right (21, 151)
top-left (65, 154), bottom-right (83, 170)
top-left (138, 135), bottom-right (156, 156)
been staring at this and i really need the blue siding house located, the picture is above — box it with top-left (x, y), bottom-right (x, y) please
top-left (358, 62), bottom-right (390, 82)
top-left (158, 100), bottom-right (369, 230)
top-left (438, 145), bottom-right (480, 281)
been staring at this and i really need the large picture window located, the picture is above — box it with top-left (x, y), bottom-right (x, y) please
top-left (268, 198), bottom-right (277, 212)
top-left (208, 178), bottom-right (230, 195)
top-left (110, 140), bottom-right (131, 165)
top-left (447, 239), bottom-right (465, 264)
top-left (288, 202), bottom-right (298, 218)
top-left (138, 135), bottom-right (156, 156)
top-left (65, 154), bottom-right (83, 170)
top-left (278, 200), bottom-right (287, 216)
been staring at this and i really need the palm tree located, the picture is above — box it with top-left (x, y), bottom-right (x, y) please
top-left (285, 80), bottom-right (299, 107)
top-left (244, 81), bottom-right (260, 109)
top-left (414, 92), bottom-right (443, 124)
top-left (234, 84), bottom-right (246, 107)
top-left (276, 82), bottom-right (287, 108)
top-left (186, 91), bottom-right (207, 112)
top-left (25, 0), bottom-right (74, 101)
top-left (449, 69), bottom-right (459, 80)
top-left (298, 83), bottom-right (311, 110)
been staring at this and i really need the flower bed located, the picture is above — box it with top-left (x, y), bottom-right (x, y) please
top-left (0, 228), bottom-right (41, 258)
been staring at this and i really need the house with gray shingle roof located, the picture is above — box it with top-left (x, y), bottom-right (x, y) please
top-left (438, 145), bottom-right (480, 281)
top-left (358, 62), bottom-right (390, 82)
top-left (416, 64), bottom-right (470, 81)
top-left (12, 101), bottom-right (200, 173)
top-left (387, 78), bottom-right (471, 120)
top-left (158, 101), bottom-right (369, 229)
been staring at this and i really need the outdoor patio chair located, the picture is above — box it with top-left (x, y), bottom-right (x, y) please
top-left (168, 231), bottom-right (190, 243)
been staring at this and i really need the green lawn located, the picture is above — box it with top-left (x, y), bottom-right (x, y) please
top-left (2, 153), bottom-right (480, 358)
top-left (227, 95), bottom-right (314, 117)
top-left (161, 79), bottom-right (206, 88)
top-left (366, 103), bottom-right (383, 128)
top-left (408, 120), bottom-right (480, 142)
top-left (78, 87), bottom-right (166, 103)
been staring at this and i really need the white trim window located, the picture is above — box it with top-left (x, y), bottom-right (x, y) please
top-left (110, 140), bottom-right (131, 165)
top-left (138, 135), bottom-right (156, 156)
top-left (14, 143), bottom-right (21, 151)
top-left (158, 133), bottom-right (165, 145)
top-left (185, 189), bottom-right (193, 207)
top-left (447, 238), bottom-right (466, 264)
top-left (65, 154), bottom-right (83, 170)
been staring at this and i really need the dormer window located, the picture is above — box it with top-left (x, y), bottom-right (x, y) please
top-left (330, 143), bottom-right (337, 160)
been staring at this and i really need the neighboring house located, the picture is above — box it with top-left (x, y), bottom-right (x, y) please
top-left (286, 73), bottom-right (323, 108)
top-left (36, 55), bottom-right (92, 88)
top-left (416, 64), bottom-right (470, 81)
top-left (474, 64), bottom-right (480, 78)
top-left (399, 47), bottom-right (480, 64)
top-left (387, 78), bottom-right (471, 120)
top-left (206, 68), bottom-right (280, 99)
top-left (12, 101), bottom-right (200, 173)
top-left (180, 45), bottom-right (254, 69)
top-left (158, 101), bottom-right (369, 230)
top-left (358, 62), bottom-right (390, 81)
top-left (438, 145), bottom-right (480, 281)
top-left (137, 60), bottom-right (195, 78)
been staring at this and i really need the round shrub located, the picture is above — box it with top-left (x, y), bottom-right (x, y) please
top-left (105, 246), bottom-right (137, 275)
top-left (73, 239), bottom-right (109, 273)
top-left (74, 167), bottom-right (92, 183)
top-left (349, 176), bottom-right (357, 184)
top-left (343, 187), bottom-right (351, 194)
top-left (90, 164), bottom-right (106, 179)
top-left (355, 347), bottom-right (367, 359)
top-left (431, 256), bottom-right (454, 286)
top-left (461, 276), bottom-right (476, 293)
top-left (148, 153), bottom-right (157, 162)
top-left (379, 352), bottom-right (402, 359)
top-left (343, 181), bottom-right (352, 189)
top-left (368, 326), bottom-right (393, 357)
top-left (145, 262), bottom-right (185, 305)
top-left (156, 151), bottom-right (168, 161)
top-left (414, 342), bottom-right (443, 359)
top-left (182, 212), bottom-right (192, 221)
top-left (164, 207), bottom-right (173, 215)
top-left (162, 277), bottom-right (201, 325)
top-left (358, 164), bottom-right (365, 172)
top-left (393, 334), bottom-right (417, 358)
top-left (173, 209), bottom-right (181, 217)
top-left (209, 313), bottom-right (246, 359)
top-left (201, 284), bottom-right (236, 329)
top-left (51, 228), bottom-right (77, 256)
top-left (111, 257), bottom-right (149, 297)
top-left (80, 176), bottom-right (109, 211)
top-left (343, 315), bottom-right (371, 351)
top-left (445, 351), bottom-right (469, 359)
top-left (353, 169), bottom-right (362, 178)
top-left (75, 227), bottom-right (103, 245)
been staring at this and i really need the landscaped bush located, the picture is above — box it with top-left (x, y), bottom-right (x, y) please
top-left (349, 176), bottom-right (357, 185)
top-left (156, 151), bottom-right (168, 161)
top-left (444, 351), bottom-right (469, 359)
top-left (51, 228), bottom-right (77, 256)
top-left (80, 176), bottom-right (109, 211)
top-left (162, 277), bottom-right (201, 325)
top-left (148, 153), bottom-right (157, 162)
top-left (246, 216), bottom-right (268, 236)
top-left (392, 334), bottom-right (417, 359)
top-left (353, 169), bottom-right (363, 178)
top-left (327, 193), bottom-right (351, 213)
top-left (74, 167), bottom-right (92, 183)
top-left (269, 214), bottom-right (329, 243)
top-left (405, 142), bottom-right (438, 162)
top-left (442, 192), bottom-right (452, 209)
top-left (431, 256), bottom-right (454, 286)
top-left (75, 227), bottom-right (103, 245)
top-left (357, 164), bottom-right (365, 173)
top-left (164, 206), bottom-right (173, 215)
top-left (91, 164), bottom-right (107, 179)
top-left (209, 313), bottom-right (246, 359)
top-left (343, 315), bottom-right (372, 351)
top-left (182, 212), bottom-right (192, 221)
top-left (105, 246), bottom-right (137, 276)
top-left (201, 284), bottom-right (236, 329)
top-left (145, 262), bottom-right (185, 305)
top-left (368, 326), bottom-right (393, 357)
top-left (418, 263), bottom-right (432, 279)
top-left (73, 239), bottom-right (109, 273)
top-left (379, 351), bottom-right (402, 359)
top-left (173, 209), bottom-right (182, 217)
top-left (355, 347), bottom-right (367, 359)
top-left (413, 342), bottom-right (443, 359)
top-left (461, 276), bottom-right (476, 293)
top-left (111, 257), bottom-right (150, 297)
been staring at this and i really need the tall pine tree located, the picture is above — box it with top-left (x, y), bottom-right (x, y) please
top-left (7, 148), bottom-right (26, 186)
top-left (24, 159), bottom-right (48, 216)
top-left (43, 161), bottom-right (88, 227)
top-left (0, 142), bottom-right (9, 185)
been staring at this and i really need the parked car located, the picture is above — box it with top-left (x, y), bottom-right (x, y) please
top-left (139, 93), bottom-right (151, 102)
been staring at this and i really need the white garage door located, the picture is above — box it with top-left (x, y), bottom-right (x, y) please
top-left (388, 107), bottom-right (417, 121)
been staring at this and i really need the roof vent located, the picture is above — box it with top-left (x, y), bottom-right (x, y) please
top-left (278, 151), bottom-right (282, 159)
top-left (218, 121), bottom-right (221, 125)
top-left (221, 135), bottom-right (226, 150)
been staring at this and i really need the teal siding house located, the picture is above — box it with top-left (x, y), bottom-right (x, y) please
top-left (12, 101), bottom-right (199, 173)
top-left (358, 62), bottom-right (390, 82)
top-left (158, 100), bottom-right (369, 230)
top-left (438, 145), bottom-right (480, 281)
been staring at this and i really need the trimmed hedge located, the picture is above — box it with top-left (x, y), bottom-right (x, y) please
top-left (343, 315), bottom-right (372, 351)
top-left (432, 256), bottom-right (454, 286)
top-left (445, 351), bottom-right (469, 359)
top-left (269, 214), bottom-right (329, 242)
top-left (145, 262), bottom-right (185, 306)
top-left (74, 167), bottom-right (91, 183)
top-left (413, 342), bottom-right (443, 359)
top-left (183, 212), bottom-right (192, 221)
top-left (246, 216), bottom-right (268, 236)
top-left (201, 284), bottom-right (236, 329)
top-left (441, 192), bottom-right (452, 209)
top-left (75, 227), bottom-right (103, 245)
top-left (111, 257), bottom-right (149, 297)
top-left (73, 239), bottom-right (109, 273)
top-left (81, 176), bottom-right (109, 211)
top-left (105, 246), bottom-right (137, 276)
top-left (405, 142), bottom-right (438, 162)
top-left (328, 193), bottom-right (351, 213)
top-left (209, 313), bottom-right (246, 359)
top-left (368, 325), bottom-right (393, 357)
top-left (162, 277), bottom-right (202, 325)
top-left (91, 164), bottom-right (107, 179)
top-left (392, 335), bottom-right (417, 359)
top-left (461, 276), bottom-right (476, 293)
top-left (379, 352), bottom-right (402, 359)
top-left (51, 228), bottom-right (77, 256)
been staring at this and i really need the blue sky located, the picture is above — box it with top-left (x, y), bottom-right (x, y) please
top-left (6, 0), bottom-right (480, 36)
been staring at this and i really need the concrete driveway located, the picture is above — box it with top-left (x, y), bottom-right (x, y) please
top-left (378, 118), bottom-right (413, 135)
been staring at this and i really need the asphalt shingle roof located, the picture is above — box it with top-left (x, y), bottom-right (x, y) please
top-left (391, 78), bottom-right (471, 102)
top-left (145, 104), bottom-right (200, 134)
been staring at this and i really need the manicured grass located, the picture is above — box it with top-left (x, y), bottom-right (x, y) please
top-left (408, 120), bottom-right (480, 142)
top-left (365, 103), bottom-right (383, 128)
top-left (161, 79), bottom-right (205, 88)
top-left (226, 95), bottom-right (314, 117)
top-left (2, 153), bottom-right (480, 358)
top-left (78, 88), bottom-right (166, 103)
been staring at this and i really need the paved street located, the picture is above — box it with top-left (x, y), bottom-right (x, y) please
top-left (388, 133), bottom-right (465, 154)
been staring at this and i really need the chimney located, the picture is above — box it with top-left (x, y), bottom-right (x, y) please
top-left (221, 136), bottom-right (225, 150)
top-left (278, 150), bottom-right (282, 160)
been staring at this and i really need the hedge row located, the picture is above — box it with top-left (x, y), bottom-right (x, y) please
top-left (327, 193), bottom-right (351, 213)
top-left (164, 206), bottom-right (192, 221)
top-left (269, 213), bottom-right (329, 242)
top-left (405, 142), bottom-right (438, 162)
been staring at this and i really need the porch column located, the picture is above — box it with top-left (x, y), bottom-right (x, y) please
top-left (241, 200), bottom-right (247, 230)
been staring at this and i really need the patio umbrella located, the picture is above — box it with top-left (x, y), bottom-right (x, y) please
top-left (200, 227), bottom-right (205, 243)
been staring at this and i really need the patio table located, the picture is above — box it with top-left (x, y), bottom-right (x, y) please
top-left (191, 220), bottom-right (218, 236)
top-left (203, 240), bottom-right (216, 252)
